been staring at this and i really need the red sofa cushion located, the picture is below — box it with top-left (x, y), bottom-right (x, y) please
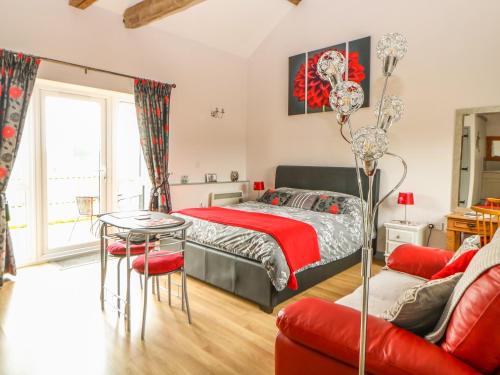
top-left (132, 251), bottom-right (184, 275)
top-left (441, 265), bottom-right (500, 374)
top-left (430, 250), bottom-right (478, 280)
top-left (387, 244), bottom-right (453, 279)
top-left (276, 298), bottom-right (480, 375)
top-left (275, 333), bottom-right (356, 375)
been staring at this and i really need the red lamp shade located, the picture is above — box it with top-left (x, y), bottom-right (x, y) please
top-left (253, 181), bottom-right (265, 191)
top-left (398, 192), bottom-right (414, 205)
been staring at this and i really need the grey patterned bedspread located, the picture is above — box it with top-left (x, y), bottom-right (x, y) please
top-left (173, 196), bottom-right (363, 291)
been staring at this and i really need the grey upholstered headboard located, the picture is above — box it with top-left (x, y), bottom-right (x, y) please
top-left (275, 165), bottom-right (381, 245)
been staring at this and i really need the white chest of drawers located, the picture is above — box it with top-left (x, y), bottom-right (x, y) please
top-left (384, 222), bottom-right (427, 259)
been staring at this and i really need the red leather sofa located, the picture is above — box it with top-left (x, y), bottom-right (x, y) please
top-left (275, 244), bottom-right (500, 375)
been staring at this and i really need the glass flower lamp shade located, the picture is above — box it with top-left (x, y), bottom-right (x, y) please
top-left (352, 126), bottom-right (389, 176)
top-left (317, 50), bottom-right (346, 85)
top-left (375, 96), bottom-right (404, 131)
top-left (376, 33), bottom-right (408, 76)
top-left (329, 81), bottom-right (364, 117)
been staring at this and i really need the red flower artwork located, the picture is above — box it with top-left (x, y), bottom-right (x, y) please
top-left (9, 86), bottom-right (23, 99)
top-left (293, 50), bottom-right (365, 109)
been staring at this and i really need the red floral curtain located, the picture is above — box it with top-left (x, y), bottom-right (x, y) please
top-left (134, 79), bottom-right (173, 213)
top-left (0, 50), bottom-right (40, 286)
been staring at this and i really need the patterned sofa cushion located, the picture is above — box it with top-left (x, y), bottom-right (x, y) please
top-left (257, 189), bottom-right (292, 206)
top-left (285, 193), bottom-right (319, 210)
top-left (382, 273), bottom-right (463, 336)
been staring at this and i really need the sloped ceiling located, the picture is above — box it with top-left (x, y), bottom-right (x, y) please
top-left (95, 0), bottom-right (294, 58)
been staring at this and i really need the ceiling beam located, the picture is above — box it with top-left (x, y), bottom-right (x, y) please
top-left (69, 0), bottom-right (97, 9)
top-left (288, 0), bottom-right (301, 5)
top-left (123, 0), bottom-right (206, 29)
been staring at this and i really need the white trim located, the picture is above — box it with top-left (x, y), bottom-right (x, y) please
top-left (15, 78), bottom-right (136, 263)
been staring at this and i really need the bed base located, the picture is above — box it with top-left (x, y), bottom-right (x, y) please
top-left (184, 241), bottom-right (362, 313)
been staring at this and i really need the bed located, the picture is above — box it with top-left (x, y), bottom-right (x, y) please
top-left (175, 165), bottom-right (380, 312)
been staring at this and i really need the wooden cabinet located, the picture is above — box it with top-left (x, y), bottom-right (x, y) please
top-left (446, 212), bottom-right (498, 250)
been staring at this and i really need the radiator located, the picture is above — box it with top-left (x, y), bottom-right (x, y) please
top-left (210, 191), bottom-right (243, 207)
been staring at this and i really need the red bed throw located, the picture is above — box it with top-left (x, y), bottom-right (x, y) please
top-left (176, 207), bottom-right (321, 290)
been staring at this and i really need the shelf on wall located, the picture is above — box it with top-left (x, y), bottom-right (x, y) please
top-left (170, 180), bottom-right (250, 186)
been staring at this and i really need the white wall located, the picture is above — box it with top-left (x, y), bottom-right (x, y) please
top-left (0, 0), bottom-right (248, 208)
top-left (246, 0), bottom-right (500, 250)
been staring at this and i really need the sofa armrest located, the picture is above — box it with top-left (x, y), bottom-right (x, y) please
top-left (386, 244), bottom-right (453, 279)
top-left (276, 298), bottom-right (481, 375)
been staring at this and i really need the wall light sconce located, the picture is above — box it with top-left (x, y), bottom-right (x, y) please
top-left (210, 107), bottom-right (225, 118)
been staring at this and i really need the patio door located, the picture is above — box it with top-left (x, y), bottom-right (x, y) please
top-left (40, 90), bottom-right (107, 256)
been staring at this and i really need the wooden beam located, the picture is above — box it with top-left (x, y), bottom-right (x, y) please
top-left (69, 0), bottom-right (97, 9)
top-left (288, 0), bottom-right (301, 5)
top-left (123, 0), bottom-right (206, 29)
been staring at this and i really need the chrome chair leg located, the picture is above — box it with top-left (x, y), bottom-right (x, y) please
top-left (156, 276), bottom-right (161, 302)
top-left (139, 274), bottom-right (143, 290)
top-left (181, 271), bottom-right (185, 312)
top-left (141, 275), bottom-right (149, 340)
top-left (117, 257), bottom-right (123, 317)
top-left (182, 269), bottom-right (192, 324)
top-left (168, 274), bottom-right (171, 306)
top-left (152, 276), bottom-right (156, 295)
top-left (125, 237), bottom-right (132, 333)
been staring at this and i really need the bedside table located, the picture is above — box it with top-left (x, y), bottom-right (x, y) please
top-left (384, 222), bottom-right (427, 259)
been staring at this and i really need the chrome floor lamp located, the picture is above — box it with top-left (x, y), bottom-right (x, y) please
top-left (317, 33), bottom-right (409, 374)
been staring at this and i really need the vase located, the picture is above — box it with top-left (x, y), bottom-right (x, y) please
top-left (230, 171), bottom-right (239, 182)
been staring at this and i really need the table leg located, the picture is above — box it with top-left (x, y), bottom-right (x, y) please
top-left (446, 229), bottom-right (461, 251)
top-left (100, 223), bottom-right (105, 310)
top-left (126, 233), bottom-right (132, 333)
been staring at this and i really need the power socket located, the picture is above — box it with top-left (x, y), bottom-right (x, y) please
top-left (428, 222), bottom-right (444, 231)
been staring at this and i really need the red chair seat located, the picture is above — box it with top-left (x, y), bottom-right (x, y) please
top-left (132, 251), bottom-right (184, 275)
top-left (107, 241), bottom-right (155, 256)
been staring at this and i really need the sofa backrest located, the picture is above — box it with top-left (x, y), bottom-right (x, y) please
top-left (440, 265), bottom-right (500, 373)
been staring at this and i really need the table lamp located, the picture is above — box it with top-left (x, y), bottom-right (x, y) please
top-left (253, 181), bottom-right (265, 199)
top-left (398, 192), bottom-right (414, 224)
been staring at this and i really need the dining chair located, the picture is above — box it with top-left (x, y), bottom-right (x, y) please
top-left (132, 236), bottom-right (191, 340)
top-left (68, 196), bottom-right (98, 240)
top-left (471, 206), bottom-right (500, 246)
top-left (106, 240), bottom-right (156, 316)
top-left (486, 197), bottom-right (500, 208)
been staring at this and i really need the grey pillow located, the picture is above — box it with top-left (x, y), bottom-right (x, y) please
top-left (381, 273), bottom-right (463, 335)
top-left (447, 235), bottom-right (481, 265)
top-left (285, 193), bottom-right (318, 210)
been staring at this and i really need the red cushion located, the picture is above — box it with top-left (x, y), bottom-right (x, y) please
top-left (387, 244), bottom-right (454, 279)
top-left (132, 251), bottom-right (184, 275)
top-left (276, 298), bottom-right (480, 375)
top-left (107, 241), bottom-right (154, 256)
top-left (430, 250), bottom-right (478, 280)
top-left (441, 265), bottom-right (500, 374)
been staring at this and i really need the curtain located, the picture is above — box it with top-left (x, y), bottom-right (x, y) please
top-left (134, 79), bottom-right (173, 213)
top-left (0, 50), bottom-right (40, 286)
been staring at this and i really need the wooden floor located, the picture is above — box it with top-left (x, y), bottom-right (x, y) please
top-left (0, 259), bottom-right (382, 375)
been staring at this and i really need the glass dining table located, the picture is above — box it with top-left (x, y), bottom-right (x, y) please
top-left (98, 210), bottom-right (192, 333)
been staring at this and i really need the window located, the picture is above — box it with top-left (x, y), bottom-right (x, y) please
top-left (8, 80), bottom-right (148, 265)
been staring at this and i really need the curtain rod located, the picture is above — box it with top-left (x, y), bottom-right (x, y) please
top-left (38, 56), bottom-right (176, 88)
